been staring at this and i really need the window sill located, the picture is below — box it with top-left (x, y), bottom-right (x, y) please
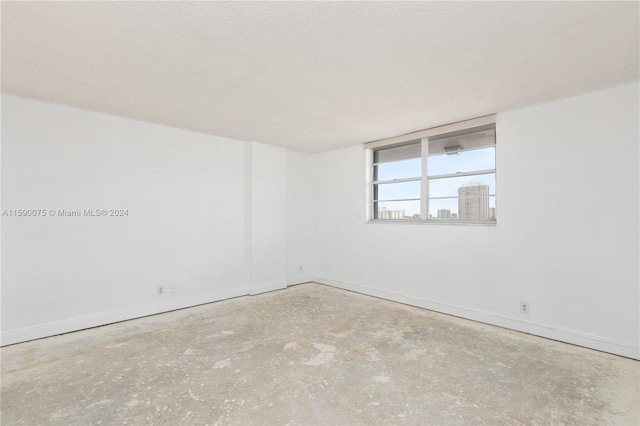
top-left (366, 219), bottom-right (497, 226)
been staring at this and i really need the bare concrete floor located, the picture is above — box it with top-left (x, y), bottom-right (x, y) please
top-left (1, 283), bottom-right (638, 425)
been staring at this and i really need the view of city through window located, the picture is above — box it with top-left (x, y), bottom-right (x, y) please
top-left (373, 126), bottom-right (496, 221)
top-left (378, 182), bottom-right (496, 220)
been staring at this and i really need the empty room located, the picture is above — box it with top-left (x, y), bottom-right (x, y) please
top-left (1, 1), bottom-right (638, 425)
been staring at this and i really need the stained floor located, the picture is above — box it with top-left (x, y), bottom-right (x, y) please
top-left (1, 283), bottom-right (638, 425)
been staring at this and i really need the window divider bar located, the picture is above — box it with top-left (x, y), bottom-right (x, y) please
top-left (420, 137), bottom-right (429, 220)
top-left (373, 177), bottom-right (421, 185)
top-left (428, 169), bottom-right (495, 180)
top-left (372, 159), bottom-right (420, 167)
top-left (429, 194), bottom-right (496, 200)
top-left (374, 198), bottom-right (421, 203)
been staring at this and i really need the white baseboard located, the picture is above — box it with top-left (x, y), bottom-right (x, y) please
top-left (1, 279), bottom-right (290, 346)
top-left (1, 286), bottom-right (248, 347)
top-left (5, 278), bottom-right (637, 360)
top-left (286, 276), bottom-right (315, 287)
top-left (315, 277), bottom-right (640, 360)
top-left (248, 280), bottom-right (286, 295)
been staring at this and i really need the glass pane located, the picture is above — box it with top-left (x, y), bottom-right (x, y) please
top-left (374, 200), bottom-right (421, 220)
top-left (375, 158), bottom-right (421, 181)
top-left (374, 141), bottom-right (421, 163)
top-left (429, 196), bottom-right (496, 220)
top-left (375, 181), bottom-right (420, 201)
top-left (429, 173), bottom-right (495, 198)
top-left (428, 147), bottom-right (495, 176)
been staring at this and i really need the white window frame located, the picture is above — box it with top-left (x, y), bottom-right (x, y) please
top-left (365, 115), bottom-right (497, 225)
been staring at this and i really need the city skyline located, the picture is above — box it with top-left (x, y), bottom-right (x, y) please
top-left (377, 182), bottom-right (495, 220)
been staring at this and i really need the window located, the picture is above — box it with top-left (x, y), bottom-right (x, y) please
top-left (367, 117), bottom-right (496, 223)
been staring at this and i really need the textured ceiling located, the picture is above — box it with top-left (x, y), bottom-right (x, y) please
top-left (2, 1), bottom-right (638, 153)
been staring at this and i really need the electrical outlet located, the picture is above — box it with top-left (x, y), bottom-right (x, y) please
top-left (157, 286), bottom-right (164, 296)
top-left (299, 265), bottom-right (303, 272)
top-left (520, 301), bottom-right (529, 314)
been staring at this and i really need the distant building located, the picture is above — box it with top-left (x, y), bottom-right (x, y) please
top-left (378, 206), bottom-right (405, 219)
top-left (437, 209), bottom-right (452, 218)
top-left (458, 183), bottom-right (490, 220)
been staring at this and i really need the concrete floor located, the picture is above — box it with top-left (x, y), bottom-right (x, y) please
top-left (1, 283), bottom-right (638, 425)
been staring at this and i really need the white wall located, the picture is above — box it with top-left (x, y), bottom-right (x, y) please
top-left (1, 95), bottom-right (310, 345)
top-left (286, 150), bottom-right (316, 285)
top-left (3, 83), bottom-right (637, 359)
top-left (313, 82), bottom-right (639, 359)
top-left (248, 142), bottom-right (287, 294)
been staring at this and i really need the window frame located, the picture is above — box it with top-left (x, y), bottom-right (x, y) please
top-left (371, 139), bottom-right (423, 221)
top-left (365, 117), bottom-right (497, 225)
